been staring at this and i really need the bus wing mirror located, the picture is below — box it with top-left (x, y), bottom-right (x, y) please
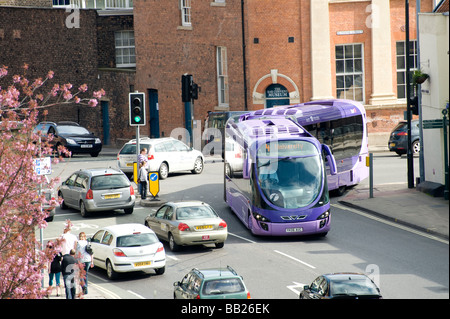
top-left (322, 144), bottom-right (337, 175)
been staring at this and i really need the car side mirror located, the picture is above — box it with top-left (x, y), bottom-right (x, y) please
top-left (303, 285), bottom-right (310, 291)
top-left (173, 281), bottom-right (180, 287)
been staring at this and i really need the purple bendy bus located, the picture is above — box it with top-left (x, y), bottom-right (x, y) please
top-left (241, 99), bottom-right (369, 195)
top-left (224, 115), bottom-right (337, 236)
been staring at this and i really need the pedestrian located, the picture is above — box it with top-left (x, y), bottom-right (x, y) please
top-left (47, 241), bottom-right (62, 297)
top-left (61, 249), bottom-right (77, 299)
top-left (138, 161), bottom-right (149, 200)
top-left (138, 148), bottom-right (148, 166)
top-left (76, 232), bottom-right (94, 295)
top-left (60, 221), bottom-right (77, 256)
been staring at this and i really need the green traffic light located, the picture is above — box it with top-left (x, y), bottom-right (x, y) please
top-left (134, 116), bottom-right (141, 123)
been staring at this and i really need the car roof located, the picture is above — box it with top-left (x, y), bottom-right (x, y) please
top-left (166, 201), bottom-right (212, 208)
top-left (125, 137), bottom-right (175, 144)
top-left (193, 267), bottom-right (241, 279)
top-left (101, 223), bottom-right (155, 237)
top-left (323, 273), bottom-right (370, 281)
top-left (78, 168), bottom-right (123, 176)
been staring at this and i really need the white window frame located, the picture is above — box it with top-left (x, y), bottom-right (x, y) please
top-left (217, 47), bottom-right (229, 107)
top-left (335, 43), bottom-right (365, 103)
top-left (181, 0), bottom-right (192, 27)
top-left (114, 31), bottom-right (136, 68)
top-left (396, 40), bottom-right (418, 100)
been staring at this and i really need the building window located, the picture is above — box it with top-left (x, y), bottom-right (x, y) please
top-left (217, 47), bottom-right (229, 107)
top-left (115, 31), bottom-right (136, 68)
top-left (335, 44), bottom-right (364, 102)
top-left (396, 40), bottom-right (418, 99)
top-left (53, 0), bottom-right (70, 6)
top-left (181, 0), bottom-right (192, 27)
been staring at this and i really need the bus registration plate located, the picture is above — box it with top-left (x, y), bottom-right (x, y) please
top-left (286, 227), bottom-right (303, 233)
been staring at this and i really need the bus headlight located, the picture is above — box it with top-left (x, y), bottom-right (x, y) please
top-left (317, 211), bottom-right (330, 220)
top-left (252, 212), bottom-right (271, 222)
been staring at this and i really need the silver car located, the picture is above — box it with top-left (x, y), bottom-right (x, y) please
top-left (117, 137), bottom-right (204, 179)
top-left (58, 168), bottom-right (135, 217)
top-left (144, 201), bottom-right (228, 251)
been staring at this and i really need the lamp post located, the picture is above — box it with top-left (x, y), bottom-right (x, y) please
top-left (405, 0), bottom-right (415, 188)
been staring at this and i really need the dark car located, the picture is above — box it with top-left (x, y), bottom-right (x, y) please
top-left (34, 121), bottom-right (102, 157)
top-left (388, 120), bottom-right (420, 156)
top-left (299, 273), bottom-right (382, 299)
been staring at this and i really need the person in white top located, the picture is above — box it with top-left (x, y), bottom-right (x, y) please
top-left (60, 222), bottom-right (77, 256)
top-left (76, 232), bottom-right (94, 294)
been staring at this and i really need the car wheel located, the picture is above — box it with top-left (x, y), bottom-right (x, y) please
top-left (191, 157), bottom-right (204, 174)
top-left (59, 192), bottom-right (68, 210)
top-left (80, 201), bottom-right (89, 218)
top-left (155, 266), bottom-right (165, 275)
top-left (106, 260), bottom-right (118, 280)
top-left (412, 140), bottom-right (420, 154)
top-left (124, 207), bottom-right (134, 214)
top-left (215, 242), bottom-right (224, 249)
top-left (90, 152), bottom-right (99, 157)
top-left (169, 233), bottom-right (180, 252)
top-left (159, 162), bottom-right (169, 180)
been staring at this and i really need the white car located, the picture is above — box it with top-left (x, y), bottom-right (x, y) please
top-left (89, 223), bottom-right (166, 279)
top-left (117, 137), bottom-right (204, 179)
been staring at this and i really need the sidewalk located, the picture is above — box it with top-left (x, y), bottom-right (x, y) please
top-left (338, 183), bottom-right (449, 241)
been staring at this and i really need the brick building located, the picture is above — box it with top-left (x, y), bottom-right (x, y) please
top-left (0, 1), bottom-right (136, 146)
top-left (134, 0), bottom-right (435, 148)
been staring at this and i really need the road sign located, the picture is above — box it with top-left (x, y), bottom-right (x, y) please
top-left (34, 157), bottom-right (52, 175)
top-left (423, 119), bottom-right (445, 129)
top-left (133, 162), bottom-right (138, 184)
top-left (149, 172), bottom-right (160, 197)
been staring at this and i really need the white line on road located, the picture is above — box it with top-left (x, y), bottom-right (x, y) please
top-left (228, 232), bottom-right (257, 244)
top-left (273, 250), bottom-right (316, 269)
top-left (332, 203), bottom-right (449, 245)
top-left (127, 290), bottom-right (146, 299)
top-left (90, 283), bottom-right (121, 299)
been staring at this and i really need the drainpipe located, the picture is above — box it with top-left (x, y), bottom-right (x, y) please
top-left (241, 0), bottom-right (248, 111)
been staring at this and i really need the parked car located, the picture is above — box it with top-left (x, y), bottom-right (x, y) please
top-left (117, 137), bottom-right (204, 179)
top-left (173, 266), bottom-right (250, 299)
top-left (299, 273), bottom-right (382, 299)
top-left (33, 121), bottom-right (102, 157)
top-left (58, 168), bottom-right (135, 217)
top-left (89, 223), bottom-right (166, 279)
top-left (145, 201), bottom-right (227, 251)
top-left (388, 120), bottom-right (420, 156)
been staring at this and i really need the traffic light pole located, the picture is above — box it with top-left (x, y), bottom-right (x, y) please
top-left (405, 0), bottom-right (415, 189)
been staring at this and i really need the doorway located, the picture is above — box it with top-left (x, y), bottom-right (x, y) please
top-left (148, 89), bottom-right (160, 138)
top-left (265, 83), bottom-right (290, 108)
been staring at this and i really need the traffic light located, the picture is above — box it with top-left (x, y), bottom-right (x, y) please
top-left (410, 96), bottom-right (419, 115)
top-left (181, 74), bottom-right (199, 102)
top-left (182, 74), bottom-right (192, 102)
top-left (129, 92), bottom-right (146, 126)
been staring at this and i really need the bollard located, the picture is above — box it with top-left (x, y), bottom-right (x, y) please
top-left (366, 153), bottom-right (374, 198)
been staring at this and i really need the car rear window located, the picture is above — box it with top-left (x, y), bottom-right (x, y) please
top-left (330, 279), bottom-right (380, 296)
top-left (119, 143), bottom-right (151, 155)
top-left (116, 233), bottom-right (159, 247)
top-left (202, 278), bottom-right (245, 296)
top-left (176, 206), bottom-right (218, 220)
top-left (91, 174), bottom-right (130, 190)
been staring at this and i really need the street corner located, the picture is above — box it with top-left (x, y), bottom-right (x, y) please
top-left (139, 197), bottom-right (167, 207)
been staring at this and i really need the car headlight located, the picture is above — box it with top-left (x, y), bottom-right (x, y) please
top-left (66, 138), bottom-right (76, 145)
top-left (95, 138), bottom-right (101, 144)
top-left (317, 211), bottom-right (330, 220)
top-left (252, 212), bottom-right (271, 222)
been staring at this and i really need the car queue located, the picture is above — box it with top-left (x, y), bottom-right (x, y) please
top-left (44, 134), bottom-right (381, 299)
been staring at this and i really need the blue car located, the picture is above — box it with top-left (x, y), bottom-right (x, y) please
top-left (388, 120), bottom-right (420, 156)
top-left (34, 121), bottom-right (102, 157)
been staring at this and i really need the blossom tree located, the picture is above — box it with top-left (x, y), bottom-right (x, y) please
top-left (0, 64), bottom-right (105, 299)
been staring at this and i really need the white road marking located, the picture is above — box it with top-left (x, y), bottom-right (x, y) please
top-left (287, 281), bottom-right (306, 296)
top-left (228, 232), bottom-right (257, 244)
top-left (127, 290), bottom-right (146, 299)
top-left (273, 250), bottom-right (316, 269)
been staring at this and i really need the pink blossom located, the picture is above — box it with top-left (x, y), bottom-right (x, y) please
top-left (78, 84), bottom-right (88, 92)
top-left (93, 89), bottom-right (106, 99)
top-left (88, 99), bottom-right (98, 107)
top-left (47, 71), bottom-right (54, 79)
top-left (74, 96), bottom-right (81, 104)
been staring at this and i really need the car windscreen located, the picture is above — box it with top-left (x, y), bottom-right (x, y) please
top-left (119, 143), bottom-right (151, 155)
top-left (202, 278), bottom-right (245, 296)
top-left (176, 206), bottom-right (218, 220)
top-left (330, 279), bottom-right (380, 296)
top-left (116, 233), bottom-right (159, 247)
top-left (91, 174), bottom-right (130, 190)
top-left (57, 126), bottom-right (90, 135)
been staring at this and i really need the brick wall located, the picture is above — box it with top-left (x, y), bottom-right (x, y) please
top-left (0, 6), bottom-right (136, 146)
top-left (134, 0), bottom-right (244, 136)
top-left (0, 0), bottom-right (52, 7)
